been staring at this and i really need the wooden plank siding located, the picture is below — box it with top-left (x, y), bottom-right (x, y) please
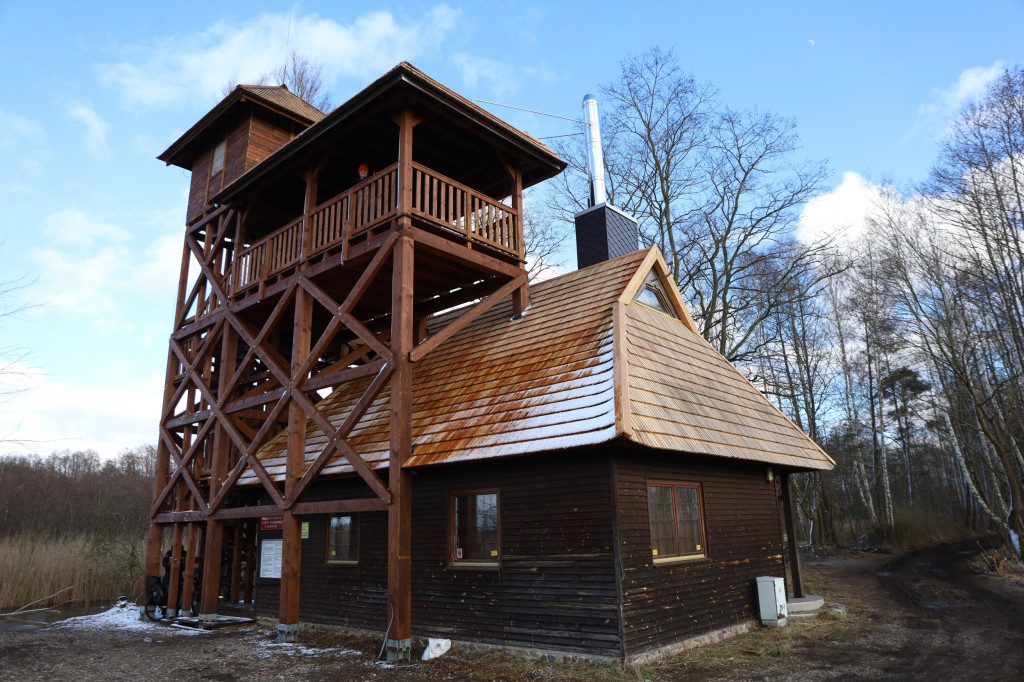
top-left (612, 452), bottom-right (784, 657)
top-left (247, 116), bottom-right (294, 174)
top-left (254, 453), bottom-right (623, 657)
top-left (187, 152), bottom-right (211, 224)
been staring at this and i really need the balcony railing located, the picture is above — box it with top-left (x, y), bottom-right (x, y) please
top-left (229, 162), bottom-right (519, 297)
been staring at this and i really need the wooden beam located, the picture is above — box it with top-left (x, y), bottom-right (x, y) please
top-left (153, 497), bottom-right (390, 523)
top-left (408, 225), bottom-right (523, 279)
top-left (781, 472), bottom-right (804, 599)
top-left (410, 274), bottom-right (525, 362)
top-left (279, 285), bottom-right (313, 641)
top-left (387, 233), bottom-right (414, 660)
top-left (288, 365), bottom-right (394, 504)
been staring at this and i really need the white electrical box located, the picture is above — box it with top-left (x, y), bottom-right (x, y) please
top-left (756, 576), bottom-right (787, 628)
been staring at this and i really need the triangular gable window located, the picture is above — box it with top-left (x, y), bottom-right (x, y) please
top-left (634, 271), bottom-right (679, 319)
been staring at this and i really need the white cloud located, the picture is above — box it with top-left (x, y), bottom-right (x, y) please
top-left (798, 171), bottom-right (881, 247)
top-left (0, 109), bottom-right (44, 148)
top-left (30, 209), bottom-right (178, 317)
top-left (907, 61), bottom-right (1004, 142)
top-left (0, 109), bottom-right (48, 179)
top-left (44, 208), bottom-right (131, 247)
top-left (98, 7), bottom-right (461, 109)
top-left (0, 361), bottom-right (161, 457)
top-left (67, 103), bottom-right (111, 158)
top-left (452, 54), bottom-right (557, 97)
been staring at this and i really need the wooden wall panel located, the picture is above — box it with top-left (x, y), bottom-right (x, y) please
top-left (187, 151), bottom-right (211, 224)
top-left (254, 452), bottom-right (623, 657)
top-left (613, 453), bottom-right (784, 657)
top-left (247, 116), bottom-right (294, 172)
top-left (224, 118), bottom-right (251, 187)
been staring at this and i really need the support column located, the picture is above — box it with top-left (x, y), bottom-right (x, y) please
top-left (279, 287), bottom-right (313, 643)
top-left (166, 524), bottom-right (184, 618)
top-left (181, 521), bottom-right (199, 616)
top-left (386, 233), bottom-right (414, 662)
top-left (781, 472), bottom-right (804, 598)
top-left (201, 326), bottom-right (238, 621)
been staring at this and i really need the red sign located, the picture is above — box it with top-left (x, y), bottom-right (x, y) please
top-left (260, 516), bottom-right (284, 531)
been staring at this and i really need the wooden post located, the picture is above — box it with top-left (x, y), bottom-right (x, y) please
top-left (181, 521), bottom-right (199, 616)
top-left (243, 519), bottom-right (257, 604)
top-left (279, 286), bottom-right (313, 642)
top-left (397, 110), bottom-right (415, 220)
top-left (145, 235), bottom-right (196, 585)
top-left (781, 472), bottom-right (804, 598)
top-left (200, 326), bottom-right (237, 621)
top-left (386, 233), bottom-right (414, 662)
top-left (230, 521), bottom-right (243, 605)
top-left (166, 524), bottom-right (184, 618)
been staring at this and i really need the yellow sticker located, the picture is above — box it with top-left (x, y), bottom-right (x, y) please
top-left (652, 549), bottom-right (658, 556)
top-left (301, 522), bottom-right (310, 539)
top-left (695, 544), bottom-right (701, 550)
top-left (490, 550), bottom-right (498, 557)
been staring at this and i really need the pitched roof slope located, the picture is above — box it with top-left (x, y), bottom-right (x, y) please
top-left (622, 300), bottom-right (834, 469)
top-left (242, 251), bottom-right (645, 483)
top-left (242, 248), bottom-right (833, 484)
top-left (237, 85), bottom-right (328, 123)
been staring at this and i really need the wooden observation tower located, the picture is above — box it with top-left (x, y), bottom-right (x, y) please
top-left (146, 63), bottom-right (565, 657)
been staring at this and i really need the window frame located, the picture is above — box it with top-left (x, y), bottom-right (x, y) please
top-left (325, 513), bottom-right (359, 565)
top-left (647, 479), bottom-right (708, 564)
top-left (209, 139), bottom-right (227, 177)
top-left (448, 488), bottom-right (501, 569)
top-left (633, 271), bottom-right (678, 318)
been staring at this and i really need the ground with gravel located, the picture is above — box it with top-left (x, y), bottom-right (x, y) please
top-left (1, 539), bottom-right (1022, 681)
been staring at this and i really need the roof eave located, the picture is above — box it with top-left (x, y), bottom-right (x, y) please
top-left (211, 63), bottom-right (566, 205)
top-left (157, 86), bottom-right (322, 170)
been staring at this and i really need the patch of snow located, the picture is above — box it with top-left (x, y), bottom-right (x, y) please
top-left (52, 605), bottom-right (203, 636)
top-left (251, 638), bottom-right (358, 658)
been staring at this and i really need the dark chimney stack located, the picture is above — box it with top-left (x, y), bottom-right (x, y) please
top-left (574, 203), bottom-right (639, 269)
top-left (575, 94), bottom-right (639, 269)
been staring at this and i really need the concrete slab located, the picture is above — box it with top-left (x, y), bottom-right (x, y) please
top-left (788, 595), bottom-right (825, 613)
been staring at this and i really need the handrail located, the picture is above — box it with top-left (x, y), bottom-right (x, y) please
top-left (228, 161), bottom-right (521, 296)
top-left (410, 162), bottom-right (520, 256)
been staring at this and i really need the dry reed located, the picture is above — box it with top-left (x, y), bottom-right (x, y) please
top-left (0, 534), bottom-right (145, 611)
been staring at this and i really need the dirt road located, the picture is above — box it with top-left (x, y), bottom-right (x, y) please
top-left (1, 541), bottom-right (1022, 681)
top-left (765, 540), bottom-right (1024, 681)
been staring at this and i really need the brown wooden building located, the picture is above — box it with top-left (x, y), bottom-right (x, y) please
top-left (148, 62), bottom-right (833, 662)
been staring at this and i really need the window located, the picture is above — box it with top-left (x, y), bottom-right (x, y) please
top-left (327, 514), bottom-right (358, 563)
top-left (648, 481), bottom-right (706, 561)
top-left (451, 490), bottom-right (499, 566)
top-left (634, 271), bottom-right (677, 318)
top-left (210, 140), bottom-right (227, 176)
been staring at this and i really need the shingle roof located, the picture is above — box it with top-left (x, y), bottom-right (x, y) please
top-left (157, 84), bottom-right (324, 169)
top-left (212, 62), bottom-right (565, 204)
top-left (236, 85), bottom-right (327, 124)
top-left (240, 248), bottom-right (833, 486)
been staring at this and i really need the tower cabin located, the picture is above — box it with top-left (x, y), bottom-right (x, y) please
top-left (147, 63), bottom-right (565, 657)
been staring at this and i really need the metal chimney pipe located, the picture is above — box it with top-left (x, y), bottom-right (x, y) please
top-left (582, 94), bottom-right (607, 207)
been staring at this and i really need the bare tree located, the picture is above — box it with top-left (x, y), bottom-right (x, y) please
top-left (221, 49), bottom-right (332, 112)
top-left (548, 48), bottom-right (834, 362)
top-left (522, 205), bottom-right (571, 281)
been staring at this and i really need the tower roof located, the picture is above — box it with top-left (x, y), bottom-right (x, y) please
top-left (157, 84), bottom-right (326, 170)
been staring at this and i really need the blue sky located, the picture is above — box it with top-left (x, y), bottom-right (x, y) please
top-left (1, 0), bottom-right (1022, 456)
